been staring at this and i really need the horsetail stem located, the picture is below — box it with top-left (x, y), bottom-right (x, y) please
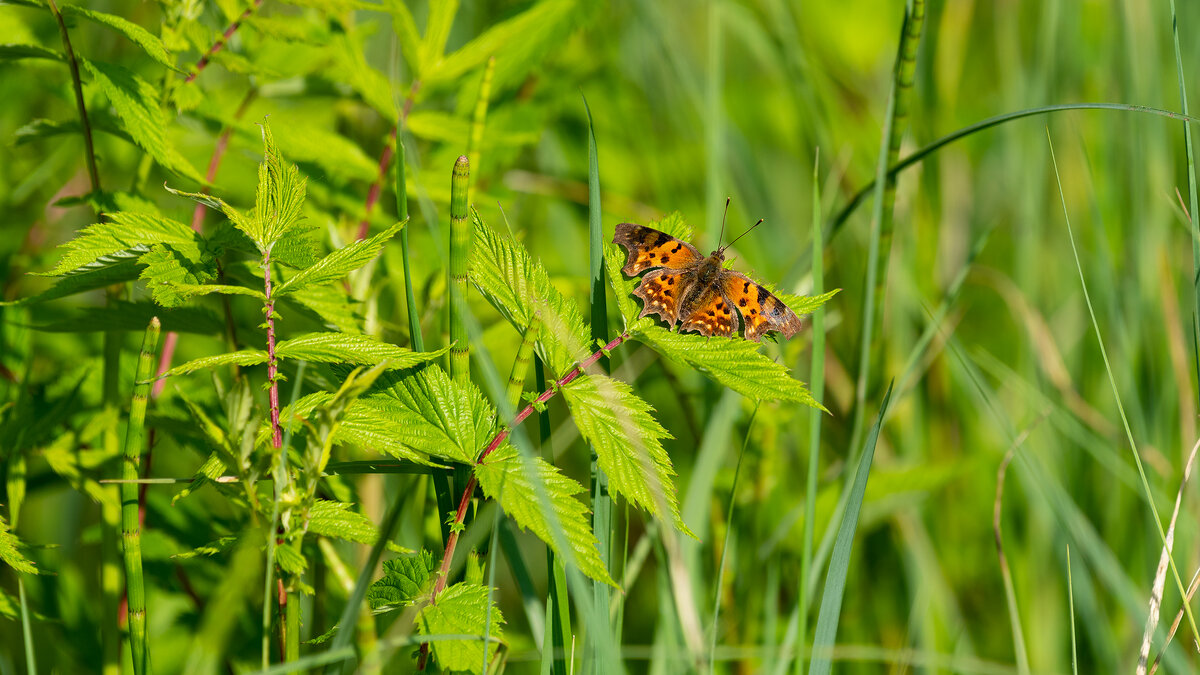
top-left (506, 311), bottom-right (542, 410)
top-left (466, 56), bottom-right (495, 204)
top-left (448, 156), bottom-right (471, 384)
top-left (122, 317), bottom-right (161, 675)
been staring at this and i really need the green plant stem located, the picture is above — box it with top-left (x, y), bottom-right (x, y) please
top-left (448, 156), bottom-right (471, 383)
top-left (507, 313), bottom-right (542, 409)
top-left (122, 317), bottom-right (161, 675)
top-left (394, 137), bottom-right (424, 351)
top-left (797, 150), bottom-right (826, 675)
top-left (849, 0), bottom-right (924, 463)
top-left (466, 57), bottom-right (495, 203)
top-left (285, 582), bottom-right (300, 663)
top-left (709, 406), bottom-right (757, 673)
top-left (47, 0), bottom-right (99, 196)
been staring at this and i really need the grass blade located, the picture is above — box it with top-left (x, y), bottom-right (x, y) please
top-left (395, 135), bottom-right (424, 352)
top-left (1047, 130), bottom-right (1200, 650)
top-left (796, 149), bottom-right (826, 675)
top-left (1068, 546), bottom-right (1077, 675)
top-left (122, 316), bottom-right (161, 675)
top-left (582, 92), bottom-right (616, 672)
top-left (808, 382), bottom-right (893, 675)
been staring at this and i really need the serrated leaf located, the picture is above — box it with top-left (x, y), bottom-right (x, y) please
top-left (284, 283), bottom-right (362, 334)
top-left (165, 186), bottom-right (259, 247)
top-left (368, 550), bottom-right (434, 610)
top-left (276, 543), bottom-right (307, 575)
top-left (164, 350), bottom-right (270, 377)
top-left (62, 5), bottom-right (175, 69)
top-left (274, 333), bottom-right (446, 369)
top-left (45, 212), bottom-right (203, 276)
top-left (172, 535), bottom-right (237, 560)
top-left (2, 259), bottom-right (141, 307)
top-left (416, 582), bottom-right (504, 673)
top-left (138, 243), bottom-right (217, 307)
top-left (475, 444), bottom-right (613, 585)
top-left (470, 215), bottom-right (590, 374)
top-left (0, 44), bottom-right (62, 61)
top-left (374, 365), bottom-right (497, 464)
top-left (276, 221), bottom-right (404, 296)
top-left (307, 500), bottom-right (376, 544)
top-left (255, 124), bottom-right (308, 247)
top-left (272, 391), bottom-right (437, 465)
top-left (560, 373), bottom-right (688, 534)
top-left (81, 59), bottom-right (204, 183)
top-left (0, 515), bottom-right (36, 575)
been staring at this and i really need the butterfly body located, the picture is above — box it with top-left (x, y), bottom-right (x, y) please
top-left (613, 222), bottom-right (802, 341)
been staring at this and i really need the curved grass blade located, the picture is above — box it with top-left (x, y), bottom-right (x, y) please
top-left (808, 382), bottom-right (893, 675)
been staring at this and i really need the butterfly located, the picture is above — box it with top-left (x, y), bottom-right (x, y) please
top-left (613, 212), bottom-right (802, 341)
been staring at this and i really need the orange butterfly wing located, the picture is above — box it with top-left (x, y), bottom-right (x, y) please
top-left (613, 223), bottom-right (704, 275)
top-left (632, 269), bottom-right (689, 327)
top-left (679, 289), bottom-right (738, 338)
top-left (722, 272), bottom-right (802, 342)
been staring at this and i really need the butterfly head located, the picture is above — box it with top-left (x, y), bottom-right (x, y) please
top-left (713, 197), bottom-right (765, 256)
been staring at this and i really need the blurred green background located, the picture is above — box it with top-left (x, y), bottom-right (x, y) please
top-left (4, 0), bottom-right (1200, 672)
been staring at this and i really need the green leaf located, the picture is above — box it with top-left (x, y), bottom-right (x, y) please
top-left (0, 515), bottom-right (36, 575)
top-left (254, 124), bottom-right (308, 248)
top-left (62, 5), bottom-right (175, 69)
top-left (284, 284), bottom-right (363, 334)
top-left (44, 212), bottom-right (203, 276)
top-left (307, 500), bottom-right (376, 544)
top-left (1, 260), bottom-right (140, 306)
top-left (427, 0), bottom-right (580, 92)
top-left (274, 333), bottom-right (446, 368)
top-left (368, 550), bottom-right (435, 610)
top-left (273, 391), bottom-right (438, 466)
top-left (416, 582), bottom-right (504, 674)
top-left (164, 350), bottom-right (270, 377)
top-left (809, 383), bottom-right (893, 675)
top-left (475, 444), bottom-right (614, 585)
top-left (470, 214), bottom-right (590, 374)
top-left (272, 121), bottom-right (379, 183)
top-left (417, 0), bottom-right (459, 77)
top-left (560, 372), bottom-right (688, 534)
top-left (32, 300), bottom-right (223, 335)
top-left (172, 535), bottom-right (237, 561)
top-left (81, 59), bottom-right (204, 183)
top-left (366, 364), bottom-right (497, 464)
top-left (277, 221), bottom-right (404, 296)
top-left (383, 0), bottom-right (421, 76)
top-left (0, 44), bottom-right (62, 61)
top-left (165, 186), bottom-right (260, 249)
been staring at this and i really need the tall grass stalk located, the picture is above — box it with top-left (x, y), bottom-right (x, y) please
top-left (467, 57), bottom-right (495, 204)
top-left (395, 136), bottom-right (424, 351)
top-left (449, 156), bottom-right (471, 383)
top-left (122, 317), bottom-right (161, 675)
top-left (1047, 131), bottom-right (1200, 649)
top-left (797, 150), bottom-right (826, 675)
top-left (582, 94), bottom-right (615, 672)
top-left (1068, 546), bottom-right (1078, 675)
top-left (1167, 0), bottom-right (1200, 386)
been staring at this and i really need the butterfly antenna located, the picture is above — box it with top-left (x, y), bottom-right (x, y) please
top-left (716, 197), bottom-right (731, 249)
top-left (722, 218), bottom-right (765, 252)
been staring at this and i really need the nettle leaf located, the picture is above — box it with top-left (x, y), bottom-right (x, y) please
top-left (370, 364), bottom-right (498, 464)
top-left (368, 550), bottom-right (435, 610)
top-left (274, 333), bottom-right (446, 369)
top-left (470, 214), bottom-right (590, 374)
top-left (475, 444), bottom-right (613, 585)
top-left (0, 515), bottom-right (36, 575)
top-left (284, 284), bottom-right (362, 334)
top-left (44, 212), bottom-right (203, 276)
top-left (255, 124), bottom-right (308, 248)
top-left (561, 373), bottom-right (688, 534)
top-left (307, 500), bottom-right (376, 544)
top-left (605, 211), bottom-right (831, 406)
top-left (416, 582), bottom-right (504, 674)
top-left (273, 391), bottom-right (436, 466)
top-left (62, 4), bottom-right (175, 69)
top-left (276, 221), bottom-right (404, 296)
top-left (165, 350), bottom-right (270, 377)
top-left (81, 59), bottom-right (203, 183)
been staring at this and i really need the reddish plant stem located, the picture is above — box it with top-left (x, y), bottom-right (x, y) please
top-left (355, 83), bottom-right (421, 240)
top-left (264, 254), bottom-right (283, 449)
top-left (185, 0), bottom-right (263, 84)
top-left (417, 330), bottom-right (631, 670)
top-left (428, 332), bottom-right (629, 598)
